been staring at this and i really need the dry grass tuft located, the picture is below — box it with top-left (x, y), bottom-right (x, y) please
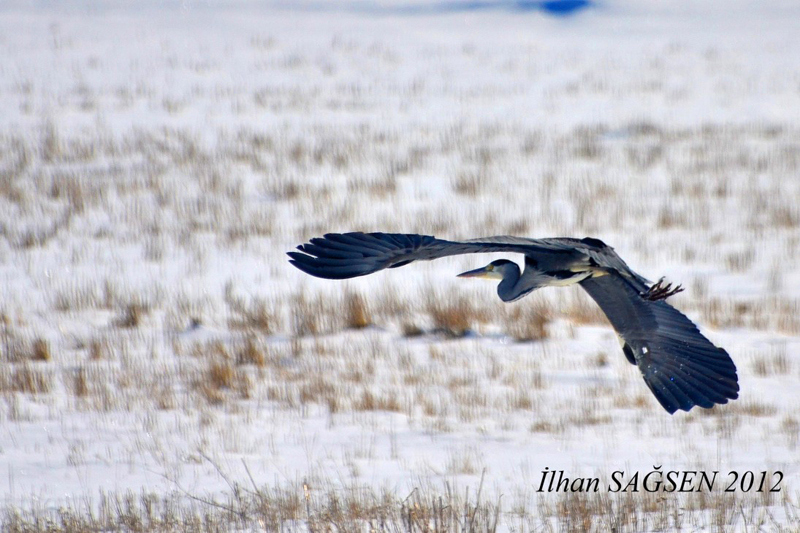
top-left (31, 338), bottom-right (51, 361)
top-left (344, 291), bottom-right (371, 329)
top-left (195, 356), bottom-right (253, 405)
top-left (530, 419), bottom-right (560, 433)
top-left (208, 361), bottom-right (234, 390)
top-left (751, 345), bottom-right (791, 377)
top-left (225, 284), bottom-right (277, 334)
top-left (0, 364), bottom-right (53, 394)
top-left (503, 301), bottom-right (550, 342)
top-left (53, 283), bottom-right (103, 312)
top-left (88, 337), bottom-right (111, 360)
top-left (593, 352), bottom-right (609, 367)
top-left (291, 291), bottom-right (341, 337)
top-left (401, 322), bottom-right (425, 337)
top-left (445, 447), bottom-right (482, 475)
top-left (734, 400), bottom-right (778, 418)
top-left (451, 168), bottom-right (484, 196)
top-left (426, 293), bottom-right (487, 337)
top-left (562, 397), bottom-right (613, 428)
top-left (155, 384), bottom-right (176, 410)
top-left (114, 303), bottom-right (148, 329)
top-left (725, 249), bottom-right (755, 273)
top-left (781, 416), bottom-right (799, 449)
top-left (612, 391), bottom-right (651, 411)
top-left (299, 375), bottom-right (338, 409)
top-left (2, 334), bottom-right (53, 363)
top-left (72, 368), bottom-right (89, 398)
top-left (561, 292), bottom-right (607, 325)
top-left (236, 336), bottom-right (266, 367)
top-left (354, 389), bottom-right (403, 413)
top-left (198, 383), bottom-right (225, 405)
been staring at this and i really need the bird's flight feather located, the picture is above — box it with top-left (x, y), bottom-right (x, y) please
top-left (579, 273), bottom-right (738, 413)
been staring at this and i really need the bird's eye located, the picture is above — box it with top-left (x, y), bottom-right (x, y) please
top-left (487, 265), bottom-right (494, 271)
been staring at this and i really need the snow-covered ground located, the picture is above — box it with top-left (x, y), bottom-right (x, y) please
top-left (1, 1), bottom-right (799, 529)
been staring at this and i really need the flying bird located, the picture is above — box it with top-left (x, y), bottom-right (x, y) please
top-left (288, 232), bottom-right (739, 414)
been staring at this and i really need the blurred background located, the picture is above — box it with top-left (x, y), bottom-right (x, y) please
top-left (1, 1), bottom-right (799, 530)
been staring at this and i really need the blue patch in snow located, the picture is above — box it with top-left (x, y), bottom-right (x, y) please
top-left (279, 1), bottom-right (595, 17)
top-left (424, 1), bottom-right (595, 16)
top-left (531, 0), bottom-right (592, 16)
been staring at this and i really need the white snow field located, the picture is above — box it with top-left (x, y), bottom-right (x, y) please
top-left (1, 0), bottom-right (800, 530)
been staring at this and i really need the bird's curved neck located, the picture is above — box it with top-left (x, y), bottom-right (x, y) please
top-left (497, 264), bottom-right (536, 303)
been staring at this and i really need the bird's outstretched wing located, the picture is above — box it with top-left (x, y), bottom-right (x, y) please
top-left (579, 273), bottom-right (739, 414)
top-left (288, 232), bottom-right (587, 280)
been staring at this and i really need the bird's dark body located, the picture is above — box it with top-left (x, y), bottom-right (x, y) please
top-left (288, 232), bottom-right (739, 414)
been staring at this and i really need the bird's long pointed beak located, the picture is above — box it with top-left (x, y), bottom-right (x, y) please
top-left (457, 266), bottom-right (491, 278)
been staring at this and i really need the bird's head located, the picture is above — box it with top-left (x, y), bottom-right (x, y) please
top-left (457, 259), bottom-right (518, 280)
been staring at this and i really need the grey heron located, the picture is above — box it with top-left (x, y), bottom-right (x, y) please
top-left (288, 232), bottom-right (738, 414)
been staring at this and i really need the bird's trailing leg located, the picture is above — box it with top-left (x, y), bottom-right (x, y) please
top-left (641, 277), bottom-right (684, 301)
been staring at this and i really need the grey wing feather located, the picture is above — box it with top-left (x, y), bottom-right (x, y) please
top-left (584, 248), bottom-right (650, 291)
top-left (288, 232), bottom-right (583, 280)
top-left (579, 273), bottom-right (739, 414)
